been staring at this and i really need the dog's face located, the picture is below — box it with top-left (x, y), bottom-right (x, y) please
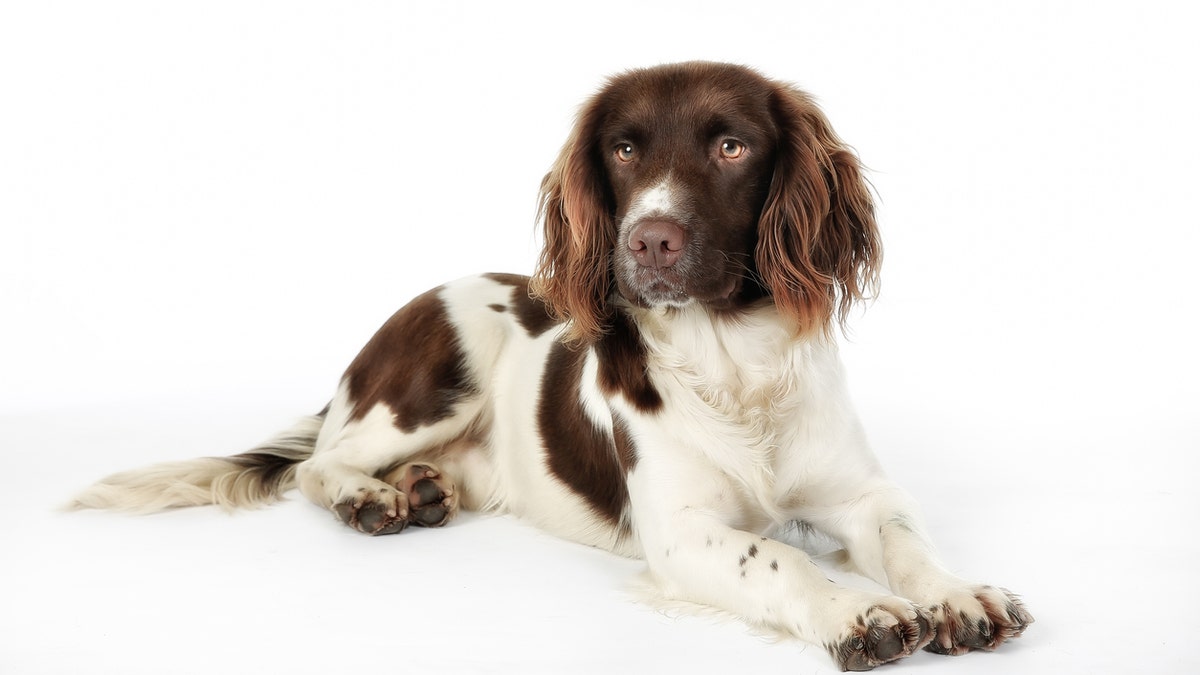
top-left (533, 62), bottom-right (880, 344)
top-left (596, 69), bottom-right (779, 309)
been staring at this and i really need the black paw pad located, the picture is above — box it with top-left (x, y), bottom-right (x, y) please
top-left (409, 478), bottom-right (449, 527)
top-left (332, 499), bottom-right (407, 536)
top-left (357, 502), bottom-right (407, 535)
top-left (868, 624), bottom-right (905, 661)
top-left (412, 503), bottom-right (448, 526)
top-left (830, 604), bottom-right (932, 671)
top-left (411, 477), bottom-right (443, 505)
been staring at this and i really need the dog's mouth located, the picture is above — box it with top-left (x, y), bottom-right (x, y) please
top-left (630, 267), bottom-right (690, 305)
top-left (621, 262), bottom-right (742, 309)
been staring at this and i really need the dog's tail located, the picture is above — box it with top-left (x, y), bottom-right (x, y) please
top-left (67, 413), bottom-right (325, 514)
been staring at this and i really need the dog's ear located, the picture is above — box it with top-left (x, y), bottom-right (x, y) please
top-left (756, 84), bottom-right (881, 338)
top-left (530, 94), bottom-right (615, 345)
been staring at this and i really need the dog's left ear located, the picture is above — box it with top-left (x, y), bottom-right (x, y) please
top-left (756, 84), bottom-right (882, 337)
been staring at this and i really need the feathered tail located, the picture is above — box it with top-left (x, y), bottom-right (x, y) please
top-left (67, 413), bottom-right (324, 513)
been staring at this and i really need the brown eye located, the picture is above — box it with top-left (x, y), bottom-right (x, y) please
top-left (719, 139), bottom-right (745, 159)
top-left (616, 143), bottom-right (635, 162)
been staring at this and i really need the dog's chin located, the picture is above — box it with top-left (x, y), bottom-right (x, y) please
top-left (619, 268), bottom-right (742, 310)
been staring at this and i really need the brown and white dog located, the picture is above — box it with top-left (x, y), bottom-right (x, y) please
top-left (71, 62), bottom-right (1032, 671)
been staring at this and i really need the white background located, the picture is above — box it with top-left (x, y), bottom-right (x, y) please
top-left (2, 1), bottom-right (1197, 673)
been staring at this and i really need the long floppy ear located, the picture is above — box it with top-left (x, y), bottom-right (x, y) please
top-left (529, 94), bottom-right (615, 345)
top-left (756, 84), bottom-right (882, 338)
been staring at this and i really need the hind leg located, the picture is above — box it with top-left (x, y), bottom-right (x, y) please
top-left (378, 462), bottom-right (458, 527)
top-left (320, 461), bottom-right (458, 535)
top-left (296, 389), bottom-right (476, 535)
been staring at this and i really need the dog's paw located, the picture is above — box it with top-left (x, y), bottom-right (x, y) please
top-left (922, 585), bottom-right (1033, 655)
top-left (382, 462), bottom-right (459, 528)
top-left (332, 481), bottom-right (410, 535)
top-left (825, 596), bottom-right (933, 671)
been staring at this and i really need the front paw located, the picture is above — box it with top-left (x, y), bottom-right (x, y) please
top-left (923, 585), bottom-right (1033, 655)
top-left (825, 596), bottom-right (934, 671)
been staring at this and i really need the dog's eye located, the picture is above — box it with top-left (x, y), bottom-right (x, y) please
top-left (719, 139), bottom-right (746, 159)
top-left (615, 144), bottom-right (635, 162)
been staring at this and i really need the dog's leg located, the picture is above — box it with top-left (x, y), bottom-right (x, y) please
top-left (294, 387), bottom-right (476, 535)
top-left (376, 461), bottom-right (460, 527)
top-left (628, 464), bottom-right (933, 671)
top-left (813, 483), bottom-right (1034, 656)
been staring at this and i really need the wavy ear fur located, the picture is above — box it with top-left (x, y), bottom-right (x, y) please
top-left (756, 84), bottom-right (882, 338)
top-left (530, 94), bottom-right (614, 345)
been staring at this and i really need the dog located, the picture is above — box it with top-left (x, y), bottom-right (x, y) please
top-left (71, 61), bottom-right (1032, 671)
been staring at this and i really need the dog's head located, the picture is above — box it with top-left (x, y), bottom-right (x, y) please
top-left (533, 62), bottom-right (880, 343)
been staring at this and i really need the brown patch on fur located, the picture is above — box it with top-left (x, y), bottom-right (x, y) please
top-left (595, 311), bottom-right (662, 413)
top-left (538, 342), bottom-right (630, 524)
top-left (344, 287), bottom-right (478, 432)
top-left (611, 414), bottom-right (638, 473)
top-left (484, 273), bottom-right (560, 338)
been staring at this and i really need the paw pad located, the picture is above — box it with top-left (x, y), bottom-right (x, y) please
top-left (828, 602), bottom-right (933, 671)
top-left (384, 462), bottom-right (459, 528)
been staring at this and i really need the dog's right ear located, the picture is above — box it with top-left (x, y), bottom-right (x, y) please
top-left (530, 93), bottom-right (615, 346)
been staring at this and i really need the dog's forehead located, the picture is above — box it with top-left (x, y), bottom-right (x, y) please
top-left (599, 68), bottom-right (774, 138)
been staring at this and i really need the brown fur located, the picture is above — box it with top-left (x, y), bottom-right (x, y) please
top-left (482, 273), bottom-right (560, 338)
top-left (757, 84), bottom-right (881, 339)
top-left (344, 287), bottom-right (479, 431)
top-left (538, 342), bottom-right (633, 527)
top-left (531, 61), bottom-right (881, 344)
top-left (531, 97), bottom-right (617, 345)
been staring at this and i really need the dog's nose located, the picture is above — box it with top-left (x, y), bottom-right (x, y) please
top-left (628, 220), bottom-right (686, 269)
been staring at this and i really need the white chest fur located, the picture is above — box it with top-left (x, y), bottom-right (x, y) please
top-left (627, 304), bottom-right (848, 521)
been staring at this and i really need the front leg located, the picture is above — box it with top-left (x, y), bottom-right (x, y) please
top-left (628, 467), bottom-right (932, 671)
top-left (878, 510), bottom-right (1034, 655)
top-left (815, 482), bottom-right (1034, 656)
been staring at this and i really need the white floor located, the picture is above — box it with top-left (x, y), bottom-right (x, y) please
top-left (2, 387), bottom-right (1193, 674)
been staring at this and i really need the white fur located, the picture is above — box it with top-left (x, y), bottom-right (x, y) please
top-left (622, 178), bottom-right (677, 226)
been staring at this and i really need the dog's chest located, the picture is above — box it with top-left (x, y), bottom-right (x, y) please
top-left (641, 307), bottom-right (812, 453)
top-left (681, 347), bottom-right (803, 441)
